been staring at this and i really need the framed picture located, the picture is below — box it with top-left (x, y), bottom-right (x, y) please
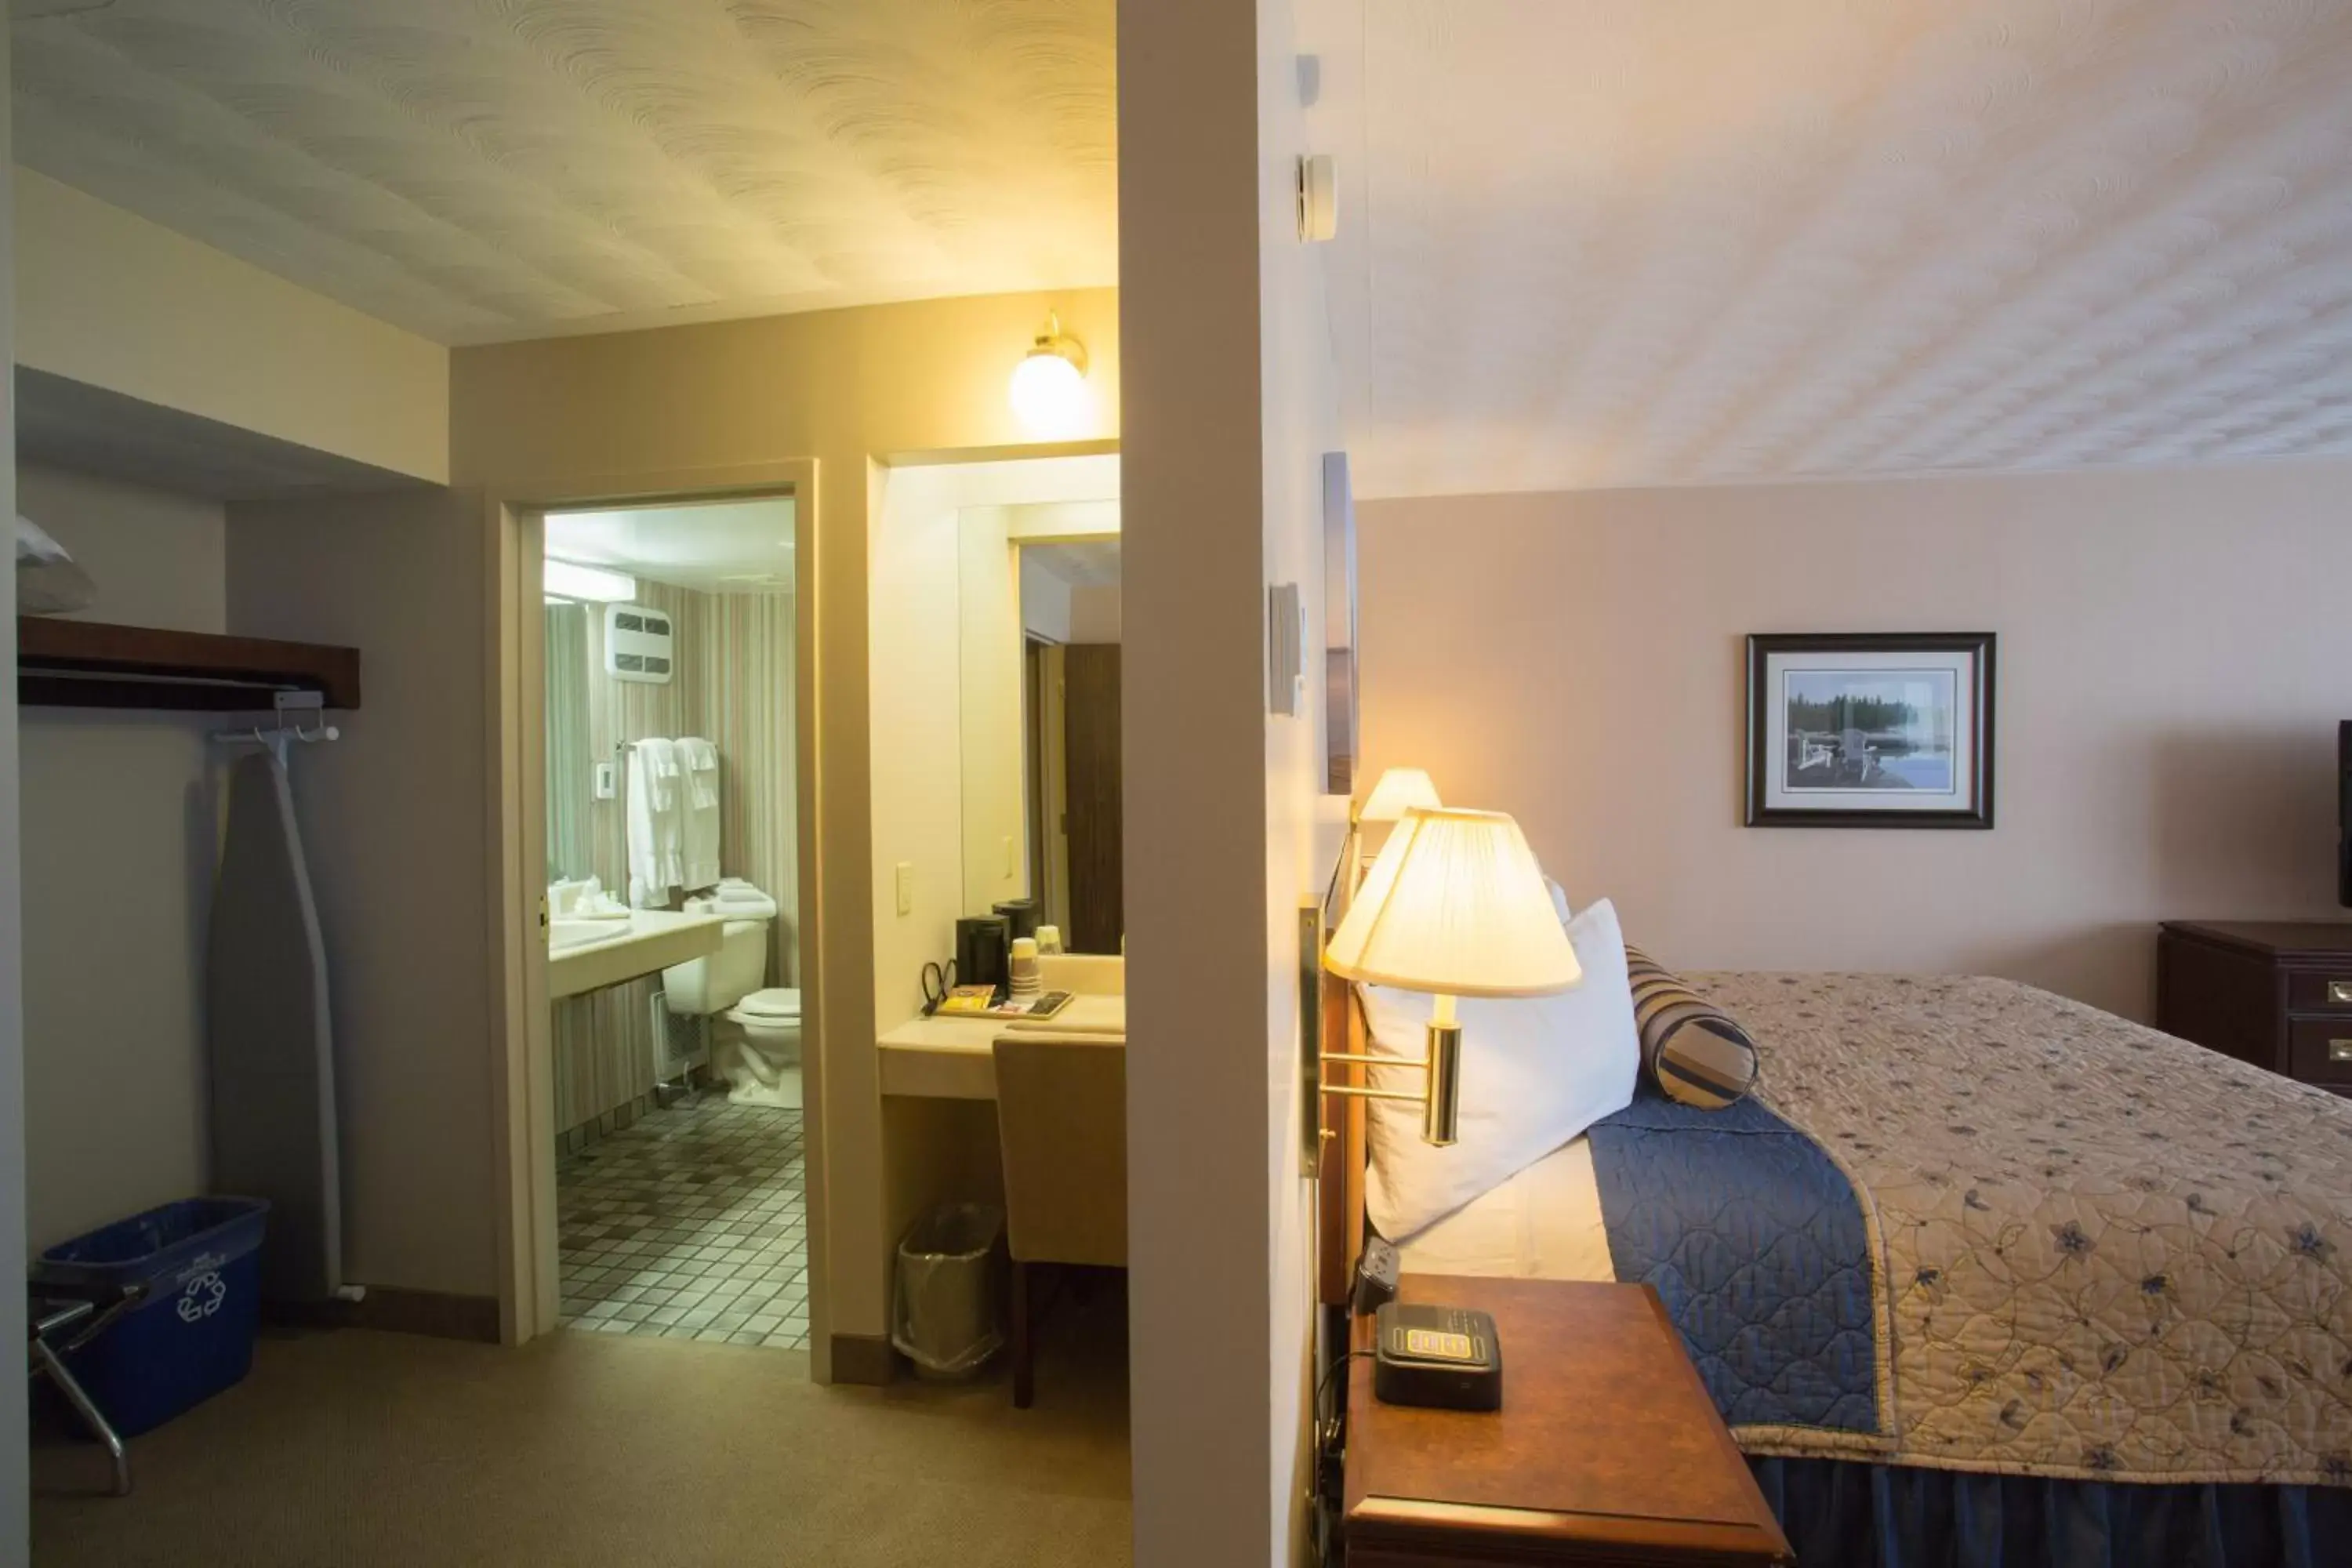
top-left (1322, 452), bottom-right (1359, 796)
top-left (1745, 633), bottom-right (1995, 829)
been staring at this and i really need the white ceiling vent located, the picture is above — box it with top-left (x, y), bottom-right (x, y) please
top-left (604, 604), bottom-right (675, 685)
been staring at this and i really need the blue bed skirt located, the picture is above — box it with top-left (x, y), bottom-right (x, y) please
top-left (1751, 1457), bottom-right (2352, 1568)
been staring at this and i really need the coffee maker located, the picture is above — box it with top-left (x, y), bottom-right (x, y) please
top-left (955, 916), bottom-right (1011, 1000)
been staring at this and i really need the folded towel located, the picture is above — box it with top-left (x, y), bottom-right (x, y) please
top-left (686, 887), bottom-right (778, 921)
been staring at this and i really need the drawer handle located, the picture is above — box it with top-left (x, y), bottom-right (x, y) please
top-left (2331, 1040), bottom-right (2352, 1064)
top-left (2332, 981), bottom-right (2352, 1005)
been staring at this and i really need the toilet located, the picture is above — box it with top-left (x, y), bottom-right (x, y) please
top-left (659, 882), bottom-right (804, 1109)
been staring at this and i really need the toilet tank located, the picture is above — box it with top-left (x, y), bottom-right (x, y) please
top-left (662, 919), bottom-right (771, 1015)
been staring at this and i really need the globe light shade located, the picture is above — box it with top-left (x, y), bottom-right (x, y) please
top-left (1010, 316), bottom-right (1091, 437)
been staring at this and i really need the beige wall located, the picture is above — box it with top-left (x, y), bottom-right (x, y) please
top-left (1120, 0), bottom-right (1341, 1558)
top-left (227, 488), bottom-right (500, 1298)
top-left (15, 169), bottom-right (449, 485)
top-left (452, 290), bottom-right (1119, 1363)
top-left (18, 466), bottom-right (225, 1253)
top-left (0, 42), bottom-right (30, 1541)
top-left (21, 464), bottom-right (224, 633)
top-left (1359, 462), bottom-right (2352, 1022)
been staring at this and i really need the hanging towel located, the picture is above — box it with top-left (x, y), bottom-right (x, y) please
top-left (677, 737), bottom-right (723, 892)
top-left (626, 739), bottom-right (685, 906)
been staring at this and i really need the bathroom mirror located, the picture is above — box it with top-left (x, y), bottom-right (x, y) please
top-left (956, 502), bottom-right (1124, 953)
top-left (544, 600), bottom-right (596, 881)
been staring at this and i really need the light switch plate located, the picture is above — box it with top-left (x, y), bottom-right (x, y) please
top-left (1269, 581), bottom-right (1305, 716)
top-left (895, 861), bottom-right (914, 916)
top-left (593, 761), bottom-right (617, 800)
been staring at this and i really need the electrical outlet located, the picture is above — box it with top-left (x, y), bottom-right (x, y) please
top-left (895, 861), bottom-right (914, 916)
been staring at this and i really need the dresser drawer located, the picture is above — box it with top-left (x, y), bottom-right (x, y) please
top-left (2287, 972), bottom-right (2352, 1014)
top-left (2288, 1021), bottom-right (2352, 1085)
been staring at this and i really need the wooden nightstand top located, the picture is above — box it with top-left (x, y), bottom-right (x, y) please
top-left (1343, 1275), bottom-right (1792, 1566)
top-left (2161, 920), bottom-right (2352, 960)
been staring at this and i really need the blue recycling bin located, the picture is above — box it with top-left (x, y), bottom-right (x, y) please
top-left (34, 1197), bottom-right (270, 1437)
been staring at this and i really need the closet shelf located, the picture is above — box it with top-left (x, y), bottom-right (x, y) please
top-left (16, 617), bottom-right (362, 712)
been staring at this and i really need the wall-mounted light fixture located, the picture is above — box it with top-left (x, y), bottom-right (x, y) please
top-left (1320, 807), bottom-right (1581, 1145)
top-left (543, 557), bottom-right (639, 603)
top-left (1010, 312), bottom-right (1091, 437)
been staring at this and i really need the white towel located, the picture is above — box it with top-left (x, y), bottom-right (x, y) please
top-left (626, 739), bottom-right (685, 907)
top-left (677, 737), bottom-right (723, 892)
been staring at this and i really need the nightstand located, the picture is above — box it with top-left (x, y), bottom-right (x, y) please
top-left (1341, 1274), bottom-right (1791, 1566)
top-left (2158, 920), bottom-right (2352, 1095)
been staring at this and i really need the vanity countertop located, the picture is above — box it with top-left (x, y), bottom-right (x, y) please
top-left (547, 909), bottom-right (724, 1000)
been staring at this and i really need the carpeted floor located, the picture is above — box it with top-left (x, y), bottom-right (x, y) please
top-left (32, 1283), bottom-right (1131, 1566)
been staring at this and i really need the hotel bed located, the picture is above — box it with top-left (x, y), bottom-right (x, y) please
top-left (1324, 969), bottom-right (2352, 1566)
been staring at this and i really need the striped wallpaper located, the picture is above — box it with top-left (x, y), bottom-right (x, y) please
top-left (546, 581), bottom-right (798, 1134)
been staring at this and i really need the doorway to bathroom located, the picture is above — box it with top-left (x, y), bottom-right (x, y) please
top-left (539, 493), bottom-right (811, 1352)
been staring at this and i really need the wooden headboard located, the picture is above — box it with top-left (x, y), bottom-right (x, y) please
top-left (1316, 962), bottom-right (1367, 1305)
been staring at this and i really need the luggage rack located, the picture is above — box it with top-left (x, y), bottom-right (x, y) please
top-left (27, 1286), bottom-right (145, 1496)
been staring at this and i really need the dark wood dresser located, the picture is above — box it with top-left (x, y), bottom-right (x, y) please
top-left (2158, 921), bottom-right (2352, 1096)
top-left (1342, 1275), bottom-right (1791, 1566)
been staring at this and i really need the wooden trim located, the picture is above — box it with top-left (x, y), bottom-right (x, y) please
top-left (19, 617), bottom-right (361, 711)
top-left (264, 1287), bottom-right (500, 1343)
top-left (829, 1332), bottom-right (896, 1385)
top-left (1316, 964), bottom-right (1367, 1306)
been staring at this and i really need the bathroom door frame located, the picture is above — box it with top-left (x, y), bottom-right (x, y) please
top-left (484, 460), bottom-right (824, 1359)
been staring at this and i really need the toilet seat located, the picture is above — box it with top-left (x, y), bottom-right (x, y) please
top-left (730, 987), bottom-right (801, 1024)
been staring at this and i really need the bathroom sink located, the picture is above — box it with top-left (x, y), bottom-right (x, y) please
top-left (546, 909), bottom-right (724, 1000)
top-left (550, 914), bottom-right (633, 951)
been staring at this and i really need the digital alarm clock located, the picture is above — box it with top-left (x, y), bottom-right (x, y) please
top-left (1371, 1301), bottom-right (1503, 1411)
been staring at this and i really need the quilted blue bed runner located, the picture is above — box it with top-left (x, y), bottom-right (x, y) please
top-left (1586, 1091), bottom-right (1879, 1435)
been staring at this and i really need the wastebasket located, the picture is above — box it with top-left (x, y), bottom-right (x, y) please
top-left (892, 1203), bottom-right (1004, 1378)
top-left (33, 1196), bottom-right (270, 1437)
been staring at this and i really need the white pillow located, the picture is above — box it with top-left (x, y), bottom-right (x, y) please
top-left (1359, 896), bottom-right (1639, 1243)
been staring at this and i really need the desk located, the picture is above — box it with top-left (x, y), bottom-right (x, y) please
top-left (871, 985), bottom-right (1127, 1380)
top-left (877, 994), bottom-right (1127, 1100)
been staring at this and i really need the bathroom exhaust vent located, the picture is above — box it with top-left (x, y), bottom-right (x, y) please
top-left (604, 603), bottom-right (674, 685)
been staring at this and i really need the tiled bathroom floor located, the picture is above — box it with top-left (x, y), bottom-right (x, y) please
top-left (555, 1095), bottom-right (808, 1351)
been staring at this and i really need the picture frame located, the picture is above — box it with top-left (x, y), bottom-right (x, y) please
top-left (1745, 632), bottom-right (1995, 829)
top-left (1322, 452), bottom-right (1360, 796)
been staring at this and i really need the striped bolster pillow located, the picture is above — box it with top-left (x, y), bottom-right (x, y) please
top-left (1624, 946), bottom-right (1759, 1109)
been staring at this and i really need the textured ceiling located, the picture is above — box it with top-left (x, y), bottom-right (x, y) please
top-left (547, 497), bottom-right (797, 592)
top-left (1334, 0), bottom-right (2352, 497)
top-left (10, 0), bottom-right (1115, 345)
top-left (1025, 537), bottom-right (1120, 590)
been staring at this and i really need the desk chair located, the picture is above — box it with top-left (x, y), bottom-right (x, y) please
top-left (991, 1033), bottom-right (1125, 1408)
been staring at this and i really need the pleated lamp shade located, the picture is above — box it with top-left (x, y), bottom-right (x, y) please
top-left (1326, 807), bottom-right (1581, 997)
top-left (1358, 766), bottom-right (1443, 822)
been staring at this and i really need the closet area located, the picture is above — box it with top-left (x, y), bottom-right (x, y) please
top-left (16, 454), bottom-right (364, 1313)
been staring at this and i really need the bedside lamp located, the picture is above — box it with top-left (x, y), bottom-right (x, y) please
top-left (1358, 766), bottom-right (1443, 826)
top-left (1321, 807), bottom-right (1581, 1145)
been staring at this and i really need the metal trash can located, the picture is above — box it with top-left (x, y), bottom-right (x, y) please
top-left (891, 1203), bottom-right (1004, 1379)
